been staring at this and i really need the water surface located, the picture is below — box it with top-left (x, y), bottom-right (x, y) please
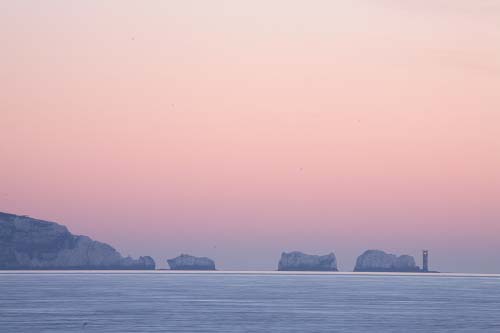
top-left (1, 271), bottom-right (499, 332)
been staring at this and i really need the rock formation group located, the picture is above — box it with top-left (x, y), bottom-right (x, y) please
top-left (1, 212), bottom-right (427, 272)
top-left (276, 250), bottom-right (421, 272)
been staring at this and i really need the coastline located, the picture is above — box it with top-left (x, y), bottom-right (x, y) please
top-left (1, 270), bottom-right (499, 278)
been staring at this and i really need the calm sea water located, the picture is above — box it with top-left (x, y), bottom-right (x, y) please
top-left (1, 271), bottom-right (500, 332)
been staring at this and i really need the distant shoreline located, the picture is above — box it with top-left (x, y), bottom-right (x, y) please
top-left (0, 270), bottom-right (499, 278)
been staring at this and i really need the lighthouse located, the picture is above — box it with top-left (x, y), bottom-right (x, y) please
top-left (422, 250), bottom-right (429, 272)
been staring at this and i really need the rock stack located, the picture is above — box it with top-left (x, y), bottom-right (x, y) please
top-left (354, 250), bottom-right (419, 272)
top-left (278, 251), bottom-right (338, 271)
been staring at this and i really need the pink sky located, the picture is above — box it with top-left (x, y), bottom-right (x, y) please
top-left (2, 1), bottom-right (500, 271)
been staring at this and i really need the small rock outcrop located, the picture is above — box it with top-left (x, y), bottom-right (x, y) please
top-left (167, 254), bottom-right (216, 270)
top-left (278, 251), bottom-right (338, 271)
top-left (0, 212), bottom-right (155, 270)
top-left (354, 250), bottom-right (419, 272)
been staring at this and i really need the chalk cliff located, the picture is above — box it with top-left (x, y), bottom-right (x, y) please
top-left (0, 212), bottom-right (155, 270)
top-left (354, 250), bottom-right (419, 272)
top-left (167, 254), bottom-right (216, 270)
top-left (278, 251), bottom-right (338, 271)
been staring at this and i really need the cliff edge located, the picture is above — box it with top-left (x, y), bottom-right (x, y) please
top-left (0, 212), bottom-right (155, 270)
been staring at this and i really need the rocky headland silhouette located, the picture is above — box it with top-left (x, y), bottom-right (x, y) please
top-left (0, 212), bottom-right (155, 270)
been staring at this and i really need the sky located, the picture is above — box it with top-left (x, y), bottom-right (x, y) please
top-left (1, 0), bottom-right (500, 272)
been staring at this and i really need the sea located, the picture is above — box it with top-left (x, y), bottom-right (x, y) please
top-left (1, 271), bottom-right (500, 332)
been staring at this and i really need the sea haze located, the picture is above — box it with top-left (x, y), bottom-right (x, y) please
top-left (1, 272), bottom-right (500, 332)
